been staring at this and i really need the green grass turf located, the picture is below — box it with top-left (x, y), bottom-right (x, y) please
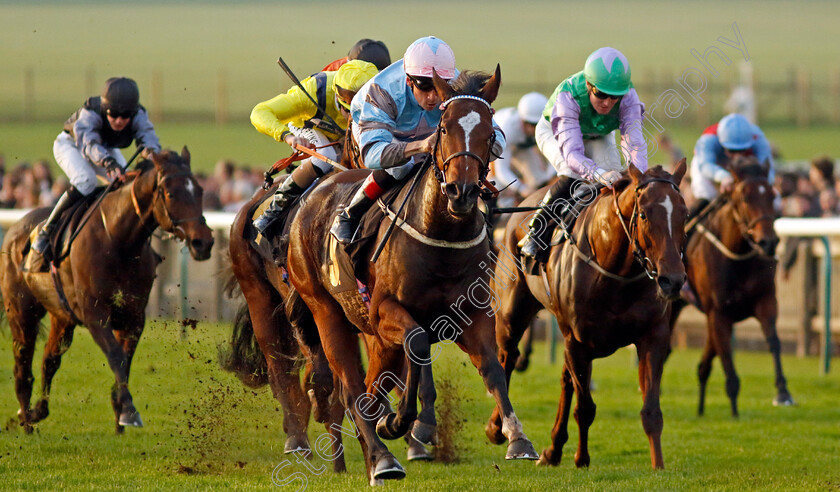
top-left (1, 319), bottom-right (838, 490)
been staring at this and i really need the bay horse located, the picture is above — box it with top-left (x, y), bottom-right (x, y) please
top-left (286, 67), bottom-right (538, 484)
top-left (671, 155), bottom-right (793, 417)
top-left (223, 184), bottom-right (348, 472)
top-left (2, 148), bottom-right (214, 434)
top-left (488, 160), bottom-right (688, 469)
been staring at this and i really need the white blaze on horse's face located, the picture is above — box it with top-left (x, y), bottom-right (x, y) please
top-left (185, 178), bottom-right (196, 198)
top-left (458, 110), bottom-right (481, 172)
top-left (660, 195), bottom-right (674, 237)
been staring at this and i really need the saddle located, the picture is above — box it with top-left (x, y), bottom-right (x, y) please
top-left (23, 190), bottom-right (103, 273)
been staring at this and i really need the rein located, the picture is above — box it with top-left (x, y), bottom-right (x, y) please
top-left (432, 95), bottom-right (496, 193)
top-left (129, 168), bottom-right (205, 241)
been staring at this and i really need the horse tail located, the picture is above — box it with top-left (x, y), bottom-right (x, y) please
top-left (217, 263), bottom-right (269, 388)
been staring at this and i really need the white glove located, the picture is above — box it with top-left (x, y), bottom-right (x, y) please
top-left (595, 170), bottom-right (623, 188)
top-left (719, 174), bottom-right (735, 193)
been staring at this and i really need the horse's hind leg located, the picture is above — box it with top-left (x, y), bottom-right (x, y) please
top-left (709, 312), bottom-right (740, 417)
top-left (537, 361), bottom-right (574, 466)
top-left (31, 316), bottom-right (76, 423)
top-left (755, 295), bottom-right (794, 406)
top-left (697, 328), bottom-right (717, 416)
top-left (9, 310), bottom-right (43, 433)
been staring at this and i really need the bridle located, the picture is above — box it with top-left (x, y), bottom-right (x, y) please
top-left (130, 167), bottom-right (206, 240)
top-left (431, 94), bottom-right (496, 193)
top-left (726, 177), bottom-right (776, 255)
top-left (613, 177), bottom-right (681, 280)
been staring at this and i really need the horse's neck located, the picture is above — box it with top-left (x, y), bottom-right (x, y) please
top-left (100, 172), bottom-right (158, 247)
top-left (410, 168), bottom-right (483, 241)
top-left (707, 202), bottom-right (748, 251)
top-left (581, 189), bottom-right (636, 275)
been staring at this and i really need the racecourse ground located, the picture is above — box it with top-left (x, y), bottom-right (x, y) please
top-left (1, 320), bottom-right (838, 490)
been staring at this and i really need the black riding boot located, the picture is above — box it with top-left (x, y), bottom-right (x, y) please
top-left (520, 178), bottom-right (574, 260)
top-left (253, 176), bottom-right (305, 236)
top-left (330, 172), bottom-right (391, 244)
top-left (31, 187), bottom-right (82, 257)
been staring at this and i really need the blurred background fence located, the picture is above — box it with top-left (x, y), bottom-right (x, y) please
top-left (4, 64), bottom-right (840, 128)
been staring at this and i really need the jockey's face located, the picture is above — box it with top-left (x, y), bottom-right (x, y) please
top-left (587, 82), bottom-right (620, 115)
top-left (723, 148), bottom-right (747, 160)
top-left (107, 114), bottom-right (131, 132)
top-left (520, 121), bottom-right (537, 138)
top-left (407, 76), bottom-right (442, 111)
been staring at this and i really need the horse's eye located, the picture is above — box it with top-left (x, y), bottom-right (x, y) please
top-left (639, 212), bottom-right (647, 221)
top-left (440, 127), bottom-right (447, 135)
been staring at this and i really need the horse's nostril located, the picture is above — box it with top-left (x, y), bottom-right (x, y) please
top-left (657, 276), bottom-right (673, 292)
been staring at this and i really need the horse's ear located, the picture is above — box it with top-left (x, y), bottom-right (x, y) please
top-left (181, 146), bottom-right (191, 167)
top-left (671, 158), bottom-right (687, 185)
top-left (432, 68), bottom-right (455, 102)
top-left (628, 162), bottom-right (644, 182)
top-left (480, 64), bottom-right (502, 104)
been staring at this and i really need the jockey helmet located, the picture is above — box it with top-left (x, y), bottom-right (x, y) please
top-left (333, 60), bottom-right (379, 109)
top-left (403, 36), bottom-right (456, 79)
top-left (101, 77), bottom-right (140, 115)
top-left (717, 113), bottom-right (753, 151)
top-left (583, 47), bottom-right (632, 96)
top-left (517, 92), bottom-right (548, 125)
top-left (348, 39), bottom-right (391, 71)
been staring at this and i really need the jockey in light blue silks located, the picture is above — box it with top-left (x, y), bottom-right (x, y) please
top-left (520, 47), bottom-right (648, 260)
top-left (688, 112), bottom-right (776, 220)
top-left (330, 35), bottom-right (506, 244)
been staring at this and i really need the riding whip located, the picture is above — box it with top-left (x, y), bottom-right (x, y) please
top-left (277, 57), bottom-right (343, 136)
top-left (292, 143), bottom-right (349, 171)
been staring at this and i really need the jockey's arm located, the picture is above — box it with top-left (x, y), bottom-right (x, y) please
top-left (617, 89), bottom-right (648, 172)
top-left (551, 92), bottom-right (600, 182)
top-left (130, 109), bottom-right (161, 155)
top-left (694, 134), bottom-right (731, 184)
top-left (73, 109), bottom-right (114, 166)
top-left (250, 82), bottom-right (318, 143)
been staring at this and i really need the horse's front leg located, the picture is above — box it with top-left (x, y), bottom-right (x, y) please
top-left (458, 314), bottom-right (538, 460)
top-left (565, 341), bottom-right (595, 468)
top-left (755, 294), bottom-right (795, 406)
top-left (83, 312), bottom-right (136, 434)
top-left (32, 316), bottom-right (76, 424)
top-left (372, 298), bottom-right (427, 441)
top-left (537, 362), bottom-right (574, 466)
top-left (636, 322), bottom-right (671, 470)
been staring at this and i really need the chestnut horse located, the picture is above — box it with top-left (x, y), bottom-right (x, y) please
top-left (671, 155), bottom-right (793, 417)
top-left (2, 149), bottom-right (214, 433)
top-left (489, 161), bottom-right (688, 469)
top-left (223, 185), bottom-right (348, 471)
top-left (286, 68), bottom-right (538, 484)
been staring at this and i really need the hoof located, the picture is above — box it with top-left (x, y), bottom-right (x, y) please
top-left (485, 419), bottom-right (505, 445)
top-left (411, 421), bottom-right (437, 446)
top-left (773, 394), bottom-right (796, 407)
top-left (406, 437), bottom-right (434, 461)
top-left (372, 454), bottom-right (405, 481)
top-left (505, 438), bottom-right (538, 460)
top-left (284, 435), bottom-right (311, 455)
top-left (376, 413), bottom-right (406, 440)
top-left (118, 409), bottom-right (144, 427)
top-left (536, 449), bottom-right (558, 466)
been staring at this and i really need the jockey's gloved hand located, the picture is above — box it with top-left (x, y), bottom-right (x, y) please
top-left (719, 174), bottom-right (735, 193)
top-left (104, 157), bottom-right (125, 182)
top-left (595, 169), bottom-right (623, 188)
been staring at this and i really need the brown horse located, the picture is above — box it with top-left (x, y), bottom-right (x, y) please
top-left (489, 161), bottom-right (688, 469)
top-left (286, 67), bottom-right (538, 484)
top-left (2, 148), bottom-right (214, 433)
top-left (223, 184), bottom-right (348, 471)
top-left (671, 155), bottom-right (792, 417)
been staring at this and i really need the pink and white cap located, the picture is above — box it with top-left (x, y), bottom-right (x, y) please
top-left (403, 36), bottom-right (456, 79)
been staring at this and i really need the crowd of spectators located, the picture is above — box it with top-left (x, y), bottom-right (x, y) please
top-left (0, 154), bottom-right (266, 212)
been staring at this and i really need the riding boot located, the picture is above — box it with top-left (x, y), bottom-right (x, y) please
top-left (519, 178), bottom-right (572, 260)
top-left (330, 172), bottom-right (389, 244)
top-left (253, 175), bottom-right (305, 236)
top-left (31, 187), bottom-right (83, 257)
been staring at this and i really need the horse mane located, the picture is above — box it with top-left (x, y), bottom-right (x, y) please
top-left (449, 70), bottom-right (492, 97)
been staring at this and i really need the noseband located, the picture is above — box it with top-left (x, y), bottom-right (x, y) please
top-left (431, 95), bottom-right (495, 191)
top-left (613, 177), bottom-right (681, 280)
